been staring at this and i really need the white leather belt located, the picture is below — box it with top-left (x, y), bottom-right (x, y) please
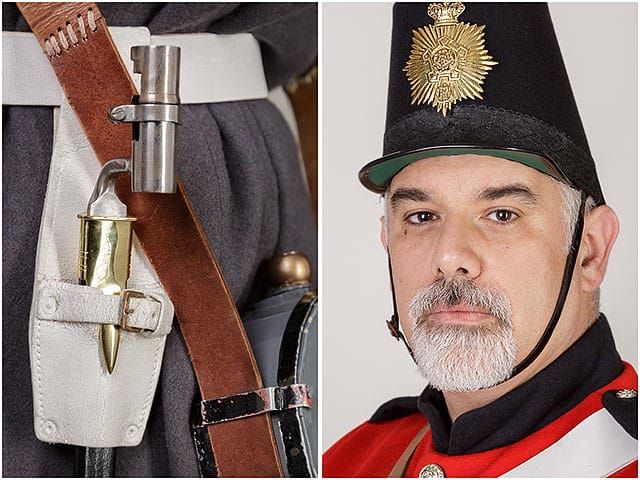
top-left (3, 28), bottom-right (268, 106)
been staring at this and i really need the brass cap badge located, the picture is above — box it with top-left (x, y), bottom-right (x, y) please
top-left (404, 2), bottom-right (497, 116)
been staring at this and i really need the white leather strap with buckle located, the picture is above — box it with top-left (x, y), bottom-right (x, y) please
top-left (36, 281), bottom-right (173, 336)
top-left (3, 28), bottom-right (268, 106)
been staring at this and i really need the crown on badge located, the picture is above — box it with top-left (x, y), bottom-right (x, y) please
top-left (428, 2), bottom-right (465, 27)
top-left (404, 2), bottom-right (497, 116)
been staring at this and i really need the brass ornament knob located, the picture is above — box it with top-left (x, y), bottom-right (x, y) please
top-left (268, 251), bottom-right (311, 288)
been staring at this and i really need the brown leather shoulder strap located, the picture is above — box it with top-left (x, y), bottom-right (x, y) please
top-left (388, 423), bottom-right (430, 478)
top-left (17, 3), bottom-right (283, 476)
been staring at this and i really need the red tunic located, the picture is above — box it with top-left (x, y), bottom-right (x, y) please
top-left (324, 363), bottom-right (637, 477)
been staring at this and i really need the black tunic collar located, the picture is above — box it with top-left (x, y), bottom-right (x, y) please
top-left (416, 315), bottom-right (623, 455)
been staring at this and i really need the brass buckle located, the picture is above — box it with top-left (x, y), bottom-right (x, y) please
top-left (120, 289), bottom-right (147, 333)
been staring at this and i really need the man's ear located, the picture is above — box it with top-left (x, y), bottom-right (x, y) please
top-left (579, 205), bottom-right (619, 292)
top-left (380, 216), bottom-right (388, 251)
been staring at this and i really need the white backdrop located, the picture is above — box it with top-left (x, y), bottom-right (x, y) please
top-left (322, 3), bottom-right (638, 452)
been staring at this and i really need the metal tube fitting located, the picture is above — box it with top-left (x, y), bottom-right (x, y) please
top-left (108, 45), bottom-right (181, 194)
top-left (131, 45), bottom-right (180, 193)
top-left (131, 45), bottom-right (181, 105)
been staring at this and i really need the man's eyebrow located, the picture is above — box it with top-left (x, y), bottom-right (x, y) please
top-left (479, 183), bottom-right (538, 205)
top-left (388, 187), bottom-right (432, 211)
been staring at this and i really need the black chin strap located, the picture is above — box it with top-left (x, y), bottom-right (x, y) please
top-left (510, 192), bottom-right (587, 376)
top-left (386, 192), bottom-right (587, 381)
top-left (386, 250), bottom-right (415, 361)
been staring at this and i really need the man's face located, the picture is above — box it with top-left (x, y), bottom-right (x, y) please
top-left (382, 154), bottom-right (587, 390)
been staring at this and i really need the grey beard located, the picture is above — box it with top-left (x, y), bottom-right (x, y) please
top-left (409, 277), bottom-right (516, 392)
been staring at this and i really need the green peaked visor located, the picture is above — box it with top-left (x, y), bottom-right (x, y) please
top-left (359, 146), bottom-right (569, 194)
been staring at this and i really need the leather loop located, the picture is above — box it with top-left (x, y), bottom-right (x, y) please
top-left (36, 281), bottom-right (173, 336)
top-left (198, 385), bottom-right (312, 426)
top-left (18, 2), bottom-right (283, 476)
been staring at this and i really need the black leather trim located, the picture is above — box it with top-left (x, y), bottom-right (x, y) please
top-left (192, 426), bottom-right (218, 478)
top-left (75, 447), bottom-right (115, 477)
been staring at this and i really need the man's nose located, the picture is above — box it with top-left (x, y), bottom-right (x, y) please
top-left (431, 216), bottom-right (481, 280)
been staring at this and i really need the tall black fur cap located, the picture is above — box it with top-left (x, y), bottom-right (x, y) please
top-left (359, 2), bottom-right (605, 206)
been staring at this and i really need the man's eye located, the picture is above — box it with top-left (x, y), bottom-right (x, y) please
top-left (406, 211), bottom-right (436, 224)
top-left (488, 209), bottom-right (518, 223)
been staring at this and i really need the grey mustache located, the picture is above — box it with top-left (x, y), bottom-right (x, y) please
top-left (410, 277), bottom-right (512, 326)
